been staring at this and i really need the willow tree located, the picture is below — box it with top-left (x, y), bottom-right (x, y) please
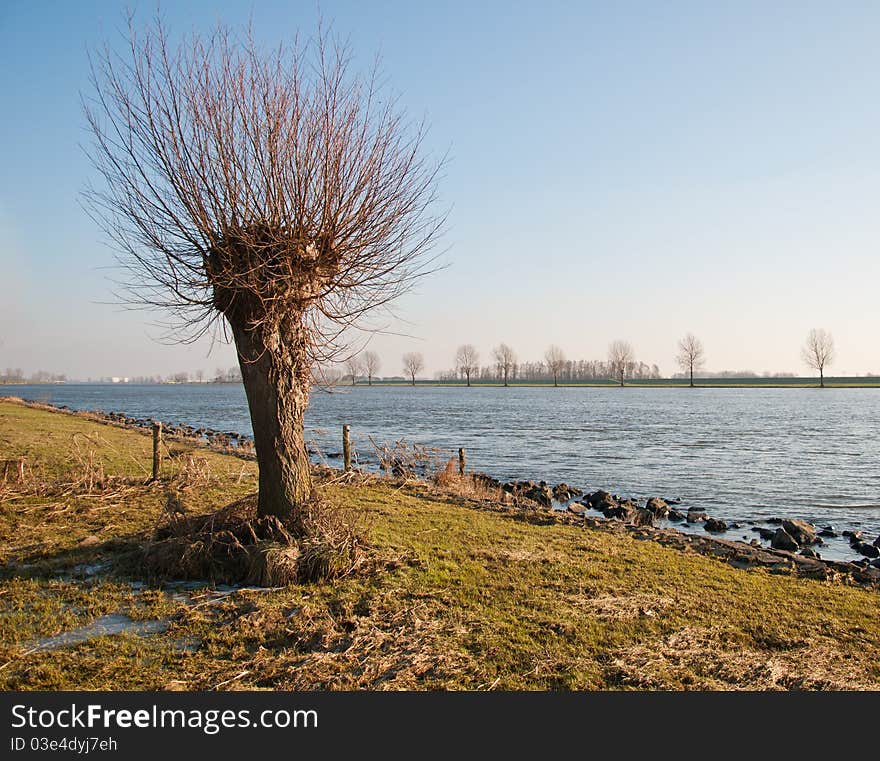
top-left (454, 344), bottom-right (479, 386)
top-left (607, 340), bottom-right (635, 387)
top-left (544, 344), bottom-right (566, 387)
top-left (83, 18), bottom-right (444, 528)
top-left (676, 333), bottom-right (705, 388)
top-left (801, 328), bottom-right (835, 387)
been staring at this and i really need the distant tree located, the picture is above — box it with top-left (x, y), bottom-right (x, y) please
top-left (402, 352), bottom-right (424, 386)
top-left (607, 340), bottom-right (635, 387)
top-left (83, 17), bottom-right (445, 527)
top-left (492, 343), bottom-right (517, 387)
top-left (802, 328), bottom-right (835, 387)
top-left (544, 345), bottom-right (566, 387)
top-left (195, 369), bottom-right (204, 383)
top-left (455, 344), bottom-right (480, 387)
top-left (344, 356), bottom-right (363, 386)
top-left (676, 333), bottom-right (705, 388)
top-left (363, 351), bottom-right (381, 386)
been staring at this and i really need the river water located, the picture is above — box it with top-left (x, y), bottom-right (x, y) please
top-left (6, 383), bottom-right (880, 560)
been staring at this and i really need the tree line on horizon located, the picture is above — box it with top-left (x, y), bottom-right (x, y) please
top-left (333, 328), bottom-right (841, 387)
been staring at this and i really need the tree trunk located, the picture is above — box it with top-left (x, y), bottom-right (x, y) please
top-left (229, 315), bottom-right (312, 527)
top-left (466, 371), bottom-right (470, 387)
top-left (820, 367), bottom-right (824, 388)
top-left (690, 365), bottom-right (694, 388)
top-left (554, 373), bottom-right (558, 388)
top-left (368, 375), bottom-right (372, 386)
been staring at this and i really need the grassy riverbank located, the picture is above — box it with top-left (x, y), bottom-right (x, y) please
top-left (2, 398), bottom-right (879, 690)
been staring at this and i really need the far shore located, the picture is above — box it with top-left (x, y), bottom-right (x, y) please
top-left (5, 377), bottom-right (879, 389)
top-left (349, 377), bottom-right (880, 389)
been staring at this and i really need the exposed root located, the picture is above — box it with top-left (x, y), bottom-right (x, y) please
top-left (142, 494), bottom-right (369, 586)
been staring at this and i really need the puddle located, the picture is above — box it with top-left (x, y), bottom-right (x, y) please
top-left (65, 560), bottom-right (112, 579)
top-left (28, 614), bottom-right (169, 651)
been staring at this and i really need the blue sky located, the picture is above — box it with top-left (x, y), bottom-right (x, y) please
top-left (1, 0), bottom-right (878, 378)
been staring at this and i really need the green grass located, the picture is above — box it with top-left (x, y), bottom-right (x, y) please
top-left (1, 398), bottom-right (879, 690)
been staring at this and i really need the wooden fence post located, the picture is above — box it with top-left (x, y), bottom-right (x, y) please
top-left (152, 422), bottom-right (162, 481)
top-left (458, 447), bottom-right (466, 476)
top-left (342, 424), bottom-right (351, 472)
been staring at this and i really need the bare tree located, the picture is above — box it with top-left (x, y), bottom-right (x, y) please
top-left (676, 333), bottom-right (705, 388)
top-left (607, 340), bottom-right (635, 387)
top-left (82, 18), bottom-right (445, 526)
top-left (344, 356), bottom-right (363, 386)
top-left (801, 328), bottom-right (835, 387)
top-left (544, 345), bottom-right (566, 387)
top-left (492, 343), bottom-right (517, 387)
top-left (455, 344), bottom-right (480, 387)
top-left (195, 369), bottom-right (204, 383)
top-left (402, 352), bottom-right (424, 386)
top-left (362, 350), bottom-right (381, 386)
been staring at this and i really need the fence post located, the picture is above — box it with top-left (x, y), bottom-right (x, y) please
top-left (152, 422), bottom-right (162, 481)
top-left (458, 447), bottom-right (466, 476)
top-left (342, 424), bottom-right (351, 472)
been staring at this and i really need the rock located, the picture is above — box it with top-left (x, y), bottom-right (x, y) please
top-left (853, 541), bottom-right (880, 559)
top-left (78, 535), bottom-right (100, 547)
top-left (799, 547), bottom-right (821, 560)
top-left (586, 490), bottom-right (615, 508)
top-left (524, 484), bottom-right (553, 507)
top-left (767, 517), bottom-right (783, 525)
top-left (771, 528), bottom-right (799, 552)
top-left (686, 509), bottom-right (708, 523)
top-left (566, 503), bottom-right (586, 515)
top-left (782, 519), bottom-right (818, 546)
top-left (843, 530), bottom-right (863, 541)
top-left (704, 518), bottom-right (728, 533)
top-left (632, 509), bottom-right (655, 527)
top-left (602, 502), bottom-right (636, 521)
top-left (667, 509), bottom-right (686, 522)
top-left (873, 535), bottom-right (880, 549)
top-left (553, 483), bottom-right (581, 501)
top-left (819, 528), bottom-right (837, 538)
top-left (645, 497), bottom-right (669, 517)
top-left (752, 527), bottom-right (777, 541)
top-left (870, 558), bottom-right (880, 570)
top-left (749, 539), bottom-right (762, 548)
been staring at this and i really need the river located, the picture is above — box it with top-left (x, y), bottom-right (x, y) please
top-left (5, 383), bottom-right (880, 561)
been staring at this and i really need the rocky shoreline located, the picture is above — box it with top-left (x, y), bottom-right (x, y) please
top-left (6, 396), bottom-right (880, 590)
top-left (456, 477), bottom-right (880, 590)
top-left (487, 477), bottom-right (880, 577)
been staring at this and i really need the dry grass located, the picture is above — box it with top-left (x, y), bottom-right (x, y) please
top-left (607, 626), bottom-right (880, 690)
top-left (369, 437), bottom-right (446, 479)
